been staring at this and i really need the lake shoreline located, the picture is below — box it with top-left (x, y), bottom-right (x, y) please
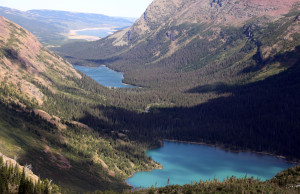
top-left (125, 161), bottom-right (163, 189)
top-left (164, 139), bottom-right (300, 164)
top-left (100, 65), bottom-right (139, 88)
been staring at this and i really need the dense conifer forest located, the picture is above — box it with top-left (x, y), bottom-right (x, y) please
top-left (50, 48), bottom-right (300, 162)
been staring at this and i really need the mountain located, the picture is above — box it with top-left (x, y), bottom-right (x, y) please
top-left (57, 0), bottom-right (300, 93)
top-left (125, 0), bottom-right (299, 42)
top-left (55, 0), bottom-right (300, 162)
top-left (0, 6), bottom-right (135, 46)
top-left (0, 16), bottom-right (160, 192)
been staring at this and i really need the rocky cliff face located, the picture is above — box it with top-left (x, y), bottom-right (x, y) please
top-left (0, 16), bottom-right (81, 105)
top-left (114, 0), bottom-right (299, 45)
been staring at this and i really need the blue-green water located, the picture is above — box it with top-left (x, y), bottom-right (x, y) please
top-left (76, 29), bottom-right (112, 38)
top-left (126, 141), bottom-right (293, 188)
top-left (74, 65), bottom-right (134, 88)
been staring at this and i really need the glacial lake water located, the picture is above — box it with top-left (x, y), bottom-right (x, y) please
top-left (76, 29), bottom-right (112, 38)
top-left (73, 65), bottom-right (134, 88)
top-left (126, 141), bottom-right (293, 188)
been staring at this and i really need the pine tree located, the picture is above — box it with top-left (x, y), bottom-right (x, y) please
top-left (18, 167), bottom-right (26, 194)
top-left (0, 173), bottom-right (8, 193)
top-left (0, 158), bottom-right (9, 193)
top-left (13, 163), bottom-right (20, 185)
top-left (34, 178), bottom-right (41, 194)
top-left (43, 178), bottom-right (50, 194)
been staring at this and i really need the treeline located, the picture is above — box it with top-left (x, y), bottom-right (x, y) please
top-left (0, 156), bottom-right (60, 194)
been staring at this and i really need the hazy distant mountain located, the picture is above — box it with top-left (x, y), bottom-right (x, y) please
top-left (0, 6), bottom-right (135, 46)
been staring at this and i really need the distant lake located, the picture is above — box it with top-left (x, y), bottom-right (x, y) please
top-left (73, 65), bottom-right (134, 88)
top-left (76, 29), bottom-right (113, 38)
top-left (126, 141), bottom-right (293, 188)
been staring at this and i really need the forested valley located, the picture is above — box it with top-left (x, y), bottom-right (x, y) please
top-left (0, 0), bottom-right (300, 192)
top-left (55, 7), bottom-right (300, 162)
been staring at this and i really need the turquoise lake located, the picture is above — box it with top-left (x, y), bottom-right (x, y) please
top-left (73, 65), bottom-right (134, 88)
top-left (126, 141), bottom-right (293, 188)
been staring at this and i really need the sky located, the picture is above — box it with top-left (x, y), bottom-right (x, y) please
top-left (0, 0), bottom-right (153, 18)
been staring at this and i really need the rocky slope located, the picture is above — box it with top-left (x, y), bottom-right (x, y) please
top-left (117, 0), bottom-right (300, 44)
top-left (0, 16), bottom-right (81, 106)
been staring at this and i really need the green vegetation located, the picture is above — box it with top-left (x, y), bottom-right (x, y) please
top-left (0, 100), bottom-right (160, 192)
top-left (0, 155), bottom-right (60, 194)
top-left (132, 166), bottom-right (300, 194)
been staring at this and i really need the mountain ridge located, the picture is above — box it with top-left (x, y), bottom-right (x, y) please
top-left (113, 0), bottom-right (300, 45)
